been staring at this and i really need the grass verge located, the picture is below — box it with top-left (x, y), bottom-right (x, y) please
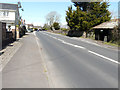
top-left (47, 31), bottom-right (119, 47)
top-left (104, 42), bottom-right (120, 47)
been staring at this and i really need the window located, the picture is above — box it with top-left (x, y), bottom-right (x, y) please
top-left (0, 11), bottom-right (9, 17)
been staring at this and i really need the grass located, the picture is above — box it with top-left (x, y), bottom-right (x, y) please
top-left (104, 42), bottom-right (120, 47)
top-left (59, 33), bottom-right (67, 36)
top-left (86, 35), bottom-right (119, 47)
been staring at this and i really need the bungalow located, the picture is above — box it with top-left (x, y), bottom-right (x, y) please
top-left (93, 19), bottom-right (118, 42)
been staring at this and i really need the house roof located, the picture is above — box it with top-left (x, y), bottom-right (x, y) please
top-left (0, 3), bottom-right (18, 10)
top-left (93, 20), bottom-right (118, 29)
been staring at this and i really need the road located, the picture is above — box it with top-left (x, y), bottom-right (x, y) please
top-left (2, 31), bottom-right (119, 88)
top-left (35, 31), bottom-right (118, 88)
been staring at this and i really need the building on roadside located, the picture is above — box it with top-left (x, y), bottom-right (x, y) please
top-left (25, 24), bottom-right (34, 30)
top-left (0, 3), bottom-right (20, 40)
top-left (93, 19), bottom-right (118, 42)
top-left (0, 22), bottom-right (3, 50)
top-left (118, 1), bottom-right (120, 30)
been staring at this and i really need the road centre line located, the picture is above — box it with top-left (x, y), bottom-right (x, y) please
top-left (40, 32), bottom-right (120, 64)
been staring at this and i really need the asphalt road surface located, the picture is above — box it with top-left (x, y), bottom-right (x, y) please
top-left (2, 31), bottom-right (119, 88)
top-left (35, 31), bottom-right (118, 88)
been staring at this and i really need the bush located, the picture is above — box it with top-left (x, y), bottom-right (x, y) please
top-left (53, 22), bottom-right (60, 30)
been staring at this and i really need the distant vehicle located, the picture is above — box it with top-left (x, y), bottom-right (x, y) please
top-left (27, 29), bottom-right (33, 32)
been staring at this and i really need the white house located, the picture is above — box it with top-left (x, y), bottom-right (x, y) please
top-left (0, 3), bottom-right (19, 31)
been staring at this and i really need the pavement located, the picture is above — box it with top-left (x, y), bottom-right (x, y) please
top-left (35, 31), bottom-right (118, 88)
top-left (0, 39), bottom-right (22, 72)
top-left (2, 33), bottom-right (50, 88)
top-left (0, 37), bottom-right (22, 89)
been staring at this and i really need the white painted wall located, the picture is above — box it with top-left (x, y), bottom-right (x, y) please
top-left (0, 10), bottom-right (15, 21)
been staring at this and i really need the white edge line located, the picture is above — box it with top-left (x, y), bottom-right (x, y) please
top-left (41, 32), bottom-right (119, 65)
top-left (88, 50), bottom-right (120, 64)
top-left (42, 32), bottom-right (86, 50)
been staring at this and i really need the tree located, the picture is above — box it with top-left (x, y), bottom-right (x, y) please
top-left (43, 23), bottom-right (50, 30)
top-left (46, 11), bottom-right (61, 30)
top-left (53, 22), bottom-right (60, 30)
top-left (66, 6), bottom-right (88, 31)
top-left (73, 2), bottom-right (90, 11)
top-left (66, 1), bottom-right (111, 37)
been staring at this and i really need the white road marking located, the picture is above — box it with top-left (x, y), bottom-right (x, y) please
top-left (88, 50), bottom-right (120, 64)
top-left (71, 38), bottom-right (100, 46)
top-left (46, 32), bottom-right (100, 46)
top-left (42, 32), bottom-right (86, 50)
top-left (38, 32), bottom-right (120, 64)
top-left (62, 41), bottom-right (86, 49)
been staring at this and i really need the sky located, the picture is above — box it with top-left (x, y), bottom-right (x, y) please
top-left (1, 0), bottom-right (119, 26)
top-left (20, 2), bottom-right (73, 26)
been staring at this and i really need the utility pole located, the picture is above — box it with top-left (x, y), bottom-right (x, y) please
top-left (15, 1), bottom-right (24, 39)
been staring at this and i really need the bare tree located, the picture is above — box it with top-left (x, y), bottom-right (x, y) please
top-left (46, 11), bottom-right (61, 30)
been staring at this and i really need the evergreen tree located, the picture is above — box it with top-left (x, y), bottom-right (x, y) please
top-left (66, 6), bottom-right (74, 30)
top-left (66, 1), bottom-right (111, 37)
top-left (73, 2), bottom-right (90, 11)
